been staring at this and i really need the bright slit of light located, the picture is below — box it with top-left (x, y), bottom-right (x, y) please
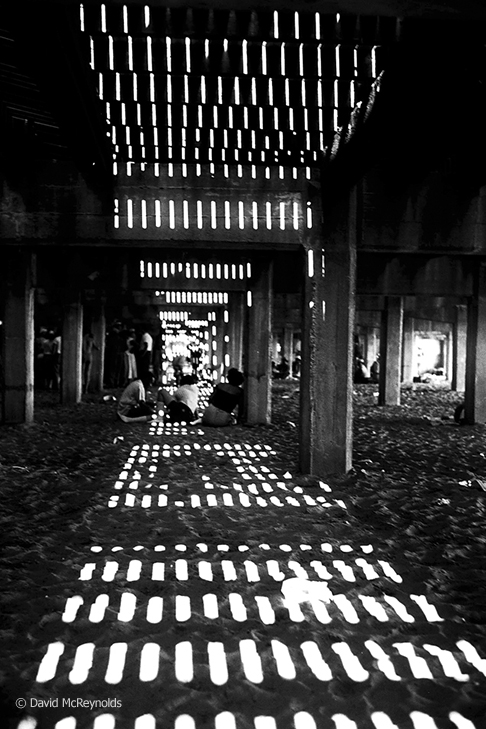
top-left (372, 46), bottom-right (377, 77)
top-left (301, 642), bottom-right (333, 681)
top-left (104, 642), bottom-right (128, 685)
top-left (146, 596), bottom-right (163, 623)
top-left (17, 719), bottom-right (37, 729)
top-left (69, 642), bottom-right (95, 684)
top-left (410, 594), bottom-right (443, 622)
top-left (118, 593), bottom-right (137, 622)
top-left (240, 639), bottom-right (263, 683)
top-left (331, 643), bottom-right (369, 682)
top-left (242, 39), bottom-right (248, 74)
top-left (272, 639), bottom-right (296, 679)
top-left (307, 249), bottom-right (314, 277)
top-left (423, 644), bottom-right (469, 681)
top-left (62, 595), bottom-right (84, 622)
top-left (36, 642), bottom-right (65, 682)
top-left (208, 642), bottom-right (229, 685)
top-left (255, 719), bottom-right (276, 729)
top-left (449, 713), bottom-right (477, 729)
top-left (333, 717), bottom-right (358, 729)
top-left (175, 642), bottom-right (193, 682)
top-left (89, 594), bottom-right (109, 622)
top-left (393, 643), bottom-right (433, 679)
top-left (410, 714), bottom-right (439, 729)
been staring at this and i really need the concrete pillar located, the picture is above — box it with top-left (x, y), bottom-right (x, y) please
top-left (283, 324), bottom-right (294, 374)
top-left (61, 295), bottom-right (83, 404)
top-left (2, 249), bottom-right (35, 424)
top-left (228, 293), bottom-right (244, 371)
top-left (378, 296), bottom-right (404, 405)
top-left (451, 304), bottom-right (467, 391)
top-left (445, 329), bottom-right (452, 382)
top-left (244, 256), bottom-right (273, 425)
top-left (90, 302), bottom-right (106, 392)
top-left (214, 308), bottom-right (225, 381)
top-left (464, 265), bottom-right (486, 423)
top-left (300, 187), bottom-right (356, 475)
top-left (402, 316), bottom-right (415, 384)
top-left (221, 308), bottom-right (231, 373)
top-left (206, 312), bottom-right (216, 381)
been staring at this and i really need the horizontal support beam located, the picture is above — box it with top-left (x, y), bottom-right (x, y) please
top-left (60, 0), bottom-right (486, 20)
top-left (357, 254), bottom-right (475, 296)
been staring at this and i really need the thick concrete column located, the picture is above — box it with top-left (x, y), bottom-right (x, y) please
top-left (222, 309), bottom-right (231, 372)
top-left (214, 308), bottom-right (225, 381)
top-left (90, 302), bottom-right (106, 392)
top-left (244, 256), bottom-right (273, 425)
top-left (300, 187), bottom-right (356, 475)
top-left (464, 265), bottom-right (486, 423)
top-left (207, 312), bottom-right (218, 383)
top-left (61, 295), bottom-right (83, 404)
top-left (283, 324), bottom-right (294, 373)
top-left (446, 328), bottom-right (452, 382)
top-left (228, 293), bottom-right (244, 371)
top-left (451, 304), bottom-right (467, 391)
top-left (2, 249), bottom-right (35, 424)
top-left (402, 316), bottom-right (415, 384)
top-left (378, 297), bottom-right (404, 405)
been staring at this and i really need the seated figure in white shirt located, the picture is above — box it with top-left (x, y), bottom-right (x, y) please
top-left (117, 378), bottom-right (155, 423)
top-left (157, 375), bottom-right (199, 423)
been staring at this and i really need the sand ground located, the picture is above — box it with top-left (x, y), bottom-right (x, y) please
top-left (0, 382), bottom-right (485, 729)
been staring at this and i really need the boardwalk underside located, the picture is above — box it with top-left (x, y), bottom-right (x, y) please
top-left (1, 383), bottom-right (485, 729)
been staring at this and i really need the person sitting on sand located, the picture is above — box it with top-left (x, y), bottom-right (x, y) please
top-left (117, 377), bottom-right (155, 423)
top-left (157, 375), bottom-right (199, 423)
top-left (195, 368), bottom-right (244, 427)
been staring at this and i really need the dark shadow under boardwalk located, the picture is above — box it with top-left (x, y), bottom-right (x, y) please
top-left (1, 383), bottom-right (485, 729)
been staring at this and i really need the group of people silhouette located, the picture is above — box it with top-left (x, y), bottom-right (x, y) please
top-left (117, 368), bottom-right (245, 427)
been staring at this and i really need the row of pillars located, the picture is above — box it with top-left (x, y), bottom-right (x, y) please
top-left (0, 249), bottom-right (274, 429)
top-left (370, 296), bottom-right (483, 423)
top-left (358, 308), bottom-right (466, 390)
top-left (0, 196), bottom-right (362, 477)
top-left (3, 241), bottom-right (486, 473)
top-left (1, 249), bottom-right (104, 418)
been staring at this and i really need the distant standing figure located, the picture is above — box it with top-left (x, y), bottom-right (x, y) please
top-left (197, 368), bottom-right (244, 426)
top-left (276, 356), bottom-right (290, 379)
top-left (189, 348), bottom-right (202, 377)
top-left (172, 354), bottom-right (188, 387)
top-left (34, 328), bottom-right (49, 388)
top-left (137, 326), bottom-right (154, 389)
top-left (152, 330), bottom-right (163, 386)
top-left (370, 358), bottom-right (380, 383)
top-left (43, 331), bottom-right (57, 390)
top-left (82, 332), bottom-right (99, 393)
top-left (105, 325), bottom-right (125, 388)
top-left (52, 330), bottom-right (62, 390)
top-left (117, 378), bottom-right (155, 423)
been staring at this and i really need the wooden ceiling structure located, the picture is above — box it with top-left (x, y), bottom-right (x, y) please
top-left (2, 0), bottom-right (486, 193)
